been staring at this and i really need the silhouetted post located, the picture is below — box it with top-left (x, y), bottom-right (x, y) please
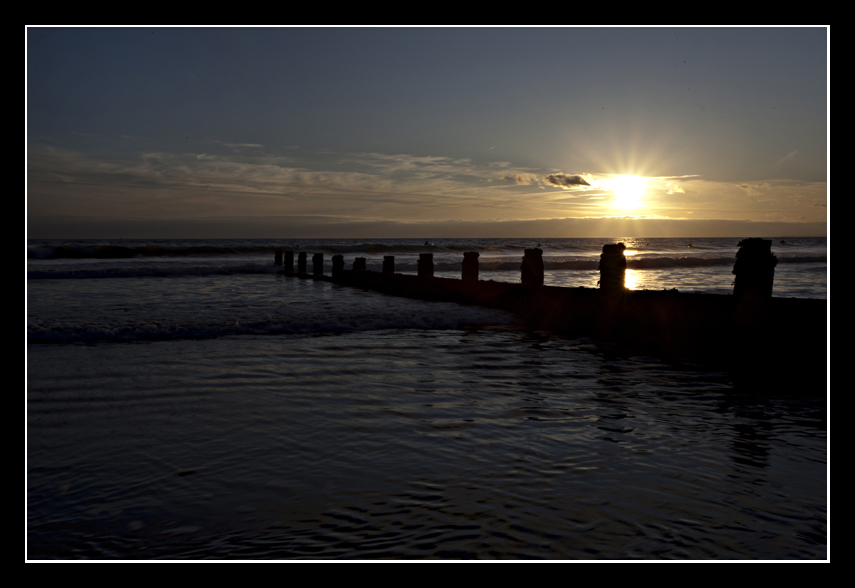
top-left (732, 238), bottom-right (777, 330)
top-left (418, 253), bottom-right (434, 278)
top-left (353, 257), bottom-right (367, 272)
top-left (521, 248), bottom-right (544, 285)
top-left (733, 238), bottom-right (777, 300)
top-left (731, 239), bottom-right (778, 390)
top-left (313, 253), bottom-right (324, 276)
top-left (284, 251), bottom-right (294, 274)
top-left (462, 251), bottom-right (480, 281)
top-left (383, 255), bottom-right (395, 275)
top-left (275, 251), bottom-right (283, 266)
top-left (599, 243), bottom-right (626, 292)
top-left (332, 255), bottom-right (344, 277)
top-left (297, 252), bottom-right (307, 275)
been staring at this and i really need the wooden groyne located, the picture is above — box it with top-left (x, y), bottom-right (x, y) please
top-left (276, 239), bottom-right (827, 394)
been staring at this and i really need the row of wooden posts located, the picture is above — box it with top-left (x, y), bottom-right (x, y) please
top-left (274, 250), bottom-right (531, 283)
top-left (274, 239), bottom-right (778, 297)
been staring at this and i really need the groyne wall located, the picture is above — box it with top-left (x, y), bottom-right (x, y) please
top-left (276, 241), bottom-right (827, 394)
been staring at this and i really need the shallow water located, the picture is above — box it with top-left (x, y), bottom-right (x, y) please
top-left (28, 324), bottom-right (826, 559)
top-left (27, 238), bottom-right (828, 559)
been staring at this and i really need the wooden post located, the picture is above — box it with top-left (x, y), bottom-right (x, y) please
top-left (312, 253), bottom-right (324, 275)
top-left (353, 257), bottom-right (367, 272)
top-left (383, 255), bottom-right (395, 275)
top-left (274, 251), bottom-right (283, 266)
top-left (418, 253), bottom-right (434, 278)
top-left (731, 238), bottom-right (778, 390)
top-left (521, 248), bottom-right (544, 285)
top-left (733, 238), bottom-right (777, 300)
top-left (732, 238), bottom-right (777, 328)
top-left (332, 254), bottom-right (344, 276)
top-left (598, 243), bottom-right (626, 292)
top-left (297, 252), bottom-right (307, 275)
top-left (462, 251), bottom-right (479, 281)
top-left (284, 251), bottom-right (294, 274)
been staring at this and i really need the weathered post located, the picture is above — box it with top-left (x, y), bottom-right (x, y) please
top-left (462, 251), bottom-right (480, 281)
top-left (521, 248), bottom-right (544, 286)
top-left (733, 238), bottom-right (777, 300)
top-left (284, 251), bottom-right (294, 274)
top-left (297, 252), bottom-right (308, 275)
top-left (598, 243), bottom-right (626, 292)
top-left (418, 253), bottom-right (434, 278)
top-left (353, 257), bottom-right (367, 272)
top-left (383, 255), bottom-right (395, 275)
top-left (312, 253), bottom-right (324, 276)
top-left (732, 238), bottom-right (777, 329)
top-left (332, 254), bottom-right (344, 277)
top-left (274, 250), bottom-right (283, 266)
top-left (730, 238), bottom-right (778, 390)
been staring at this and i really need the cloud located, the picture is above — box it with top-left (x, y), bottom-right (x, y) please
top-left (776, 150), bottom-right (799, 165)
top-left (739, 183), bottom-right (771, 196)
top-left (210, 140), bottom-right (265, 151)
top-left (28, 143), bottom-right (828, 229)
top-left (543, 173), bottom-right (591, 188)
top-left (27, 146), bottom-right (539, 222)
top-left (499, 173), bottom-right (540, 185)
top-left (500, 172), bottom-right (592, 190)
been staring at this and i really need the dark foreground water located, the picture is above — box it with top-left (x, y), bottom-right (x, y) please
top-left (28, 325), bottom-right (826, 559)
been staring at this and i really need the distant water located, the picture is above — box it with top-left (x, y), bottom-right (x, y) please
top-left (27, 238), bottom-right (827, 559)
top-left (28, 236), bottom-right (826, 293)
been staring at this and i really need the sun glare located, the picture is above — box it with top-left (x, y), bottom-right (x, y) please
top-left (609, 175), bottom-right (647, 209)
top-left (624, 269), bottom-right (641, 290)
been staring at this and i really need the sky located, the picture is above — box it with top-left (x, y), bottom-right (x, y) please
top-left (26, 26), bottom-right (828, 239)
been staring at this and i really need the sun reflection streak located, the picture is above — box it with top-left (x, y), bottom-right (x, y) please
top-left (625, 268), bottom-right (641, 291)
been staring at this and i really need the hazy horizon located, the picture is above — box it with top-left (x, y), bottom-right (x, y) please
top-left (28, 216), bottom-right (827, 240)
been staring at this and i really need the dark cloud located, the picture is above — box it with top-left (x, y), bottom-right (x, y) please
top-left (544, 173), bottom-right (591, 188)
top-left (501, 172), bottom-right (591, 189)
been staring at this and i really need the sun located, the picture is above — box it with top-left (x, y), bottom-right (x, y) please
top-left (609, 175), bottom-right (647, 209)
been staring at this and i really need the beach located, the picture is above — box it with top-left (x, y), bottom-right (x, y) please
top-left (26, 237), bottom-right (828, 559)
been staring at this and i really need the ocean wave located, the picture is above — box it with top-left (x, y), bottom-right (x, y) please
top-left (27, 263), bottom-right (282, 280)
top-left (27, 306), bottom-right (514, 344)
top-left (27, 243), bottom-right (281, 260)
top-left (28, 240), bottom-right (827, 265)
top-left (26, 241), bottom-right (589, 260)
top-left (27, 253), bottom-right (826, 280)
top-left (775, 256), bottom-right (827, 264)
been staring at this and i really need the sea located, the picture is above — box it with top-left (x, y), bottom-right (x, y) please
top-left (26, 236), bottom-right (828, 560)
